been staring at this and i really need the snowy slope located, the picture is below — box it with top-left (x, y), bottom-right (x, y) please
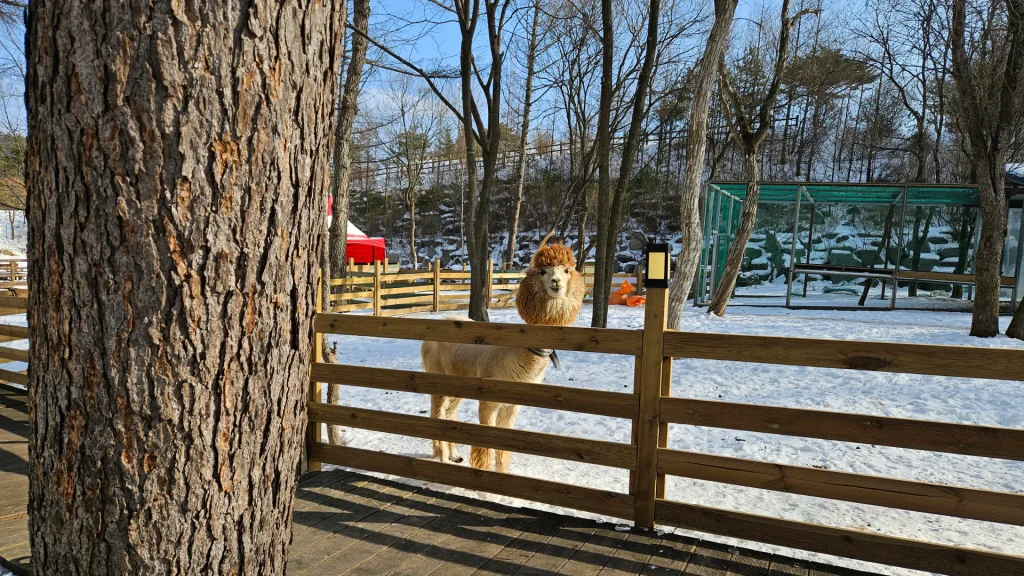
top-left (322, 304), bottom-right (1024, 576)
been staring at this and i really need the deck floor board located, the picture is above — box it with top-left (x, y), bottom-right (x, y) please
top-left (0, 384), bottom-right (882, 576)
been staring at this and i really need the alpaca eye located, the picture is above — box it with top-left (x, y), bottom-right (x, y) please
top-left (540, 270), bottom-right (546, 276)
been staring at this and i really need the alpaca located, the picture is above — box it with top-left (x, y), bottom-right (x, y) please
top-left (421, 243), bottom-right (586, 473)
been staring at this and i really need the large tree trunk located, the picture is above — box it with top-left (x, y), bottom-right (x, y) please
top-left (328, 0), bottom-right (371, 280)
top-left (707, 150), bottom-right (760, 316)
top-left (25, 1), bottom-right (342, 574)
top-left (666, 0), bottom-right (741, 329)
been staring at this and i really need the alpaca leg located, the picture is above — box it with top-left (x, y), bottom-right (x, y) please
top-left (430, 395), bottom-right (449, 461)
top-left (494, 404), bottom-right (522, 474)
top-left (443, 396), bottom-right (463, 463)
top-left (471, 401), bottom-right (499, 470)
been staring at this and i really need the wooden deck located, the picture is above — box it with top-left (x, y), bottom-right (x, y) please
top-left (0, 384), bottom-right (879, 575)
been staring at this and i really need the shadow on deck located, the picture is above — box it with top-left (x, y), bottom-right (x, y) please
top-left (0, 384), bottom-right (878, 575)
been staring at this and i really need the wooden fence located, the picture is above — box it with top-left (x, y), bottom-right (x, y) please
top-left (306, 284), bottom-right (1024, 576)
top-left (0, 260), bottom-right (26, 292)
top-left (0, 294), bottom-right (28, 387)
top-left (330, 259), bottom-right (644, 316)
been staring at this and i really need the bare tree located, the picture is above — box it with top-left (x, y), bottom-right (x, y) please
top-left (506, 0), bottom-right (544, 266)
top-left (950, 0), bottom-right (1024, 337)
top-left (377, 75), bottom-right (443, 269)
top-left (667, 0), bottom-right (740, 329)
top-left (592, 0), bottom-right (663, 328)
top-left (330, 0), bottom-right (371, 281)
top-left (706, 0), bottom-right (815, 316)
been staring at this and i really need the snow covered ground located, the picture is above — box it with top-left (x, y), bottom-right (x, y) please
top-left (0, 211), bottom-right (26, 258)
top-left (321, 304), bottom-right (1024, 576)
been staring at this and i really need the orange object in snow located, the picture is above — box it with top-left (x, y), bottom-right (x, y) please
top-left (626, 294), bottom-right (646, 306)
top-left (610, 281), bottom-right (644, 306)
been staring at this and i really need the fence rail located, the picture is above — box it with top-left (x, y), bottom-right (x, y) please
top-left (305, 282), bottom-right (1024, 576)
top-left (0, 293), bottom-right (27, 390)
top-left (329, 258), bottom-right (644, 316)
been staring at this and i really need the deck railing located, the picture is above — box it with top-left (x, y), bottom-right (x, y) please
top-left (0, 294), bottom-right (28, 387)
top-left (306, 283), bottom-right (1024, 576)
top-left (330, 258), bottom-right (644, 316)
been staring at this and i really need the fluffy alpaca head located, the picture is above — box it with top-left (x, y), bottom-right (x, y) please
top-left (516, 243), bottom-right (585, 326)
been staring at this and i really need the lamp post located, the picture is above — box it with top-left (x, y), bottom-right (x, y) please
top-left (644, 242), bottom-right (671, 289)
top-left (635, 241), bottom-right (671, 528)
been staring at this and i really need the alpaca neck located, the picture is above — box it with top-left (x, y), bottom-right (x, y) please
top-left (505, 346), bottom-right (554, 382)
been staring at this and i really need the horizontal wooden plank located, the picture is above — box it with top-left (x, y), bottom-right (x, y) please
top-left (436, 303), bottom-right (467, 312)
top-left (663, 331), bottom-right (1024, 381)
top-left (309, 442), bottom-right (634, 520)
top-left (660, 397), bottom-right (1024, 461)
top-left (898, 270), bottom-right (1016, 286)
top-left (437, 284), bottom-right (470, 291)
top-left (0, 296), bottom-right (27, 310)
top-left (654, 499), bottom-right (1024, 576)
top-left (0, 368), bottom-right (27, 385)
top-left (314, 314), bottom-right (643, 355)
top-left (657, 448), bottom-right (1024, 525)
top-left (381, 294), bottom-right (435, 306)
top-left (381, 272), bottom-right (435, 281)
top-left (329, 277), bottom-right (374, 286)
top-left (379, 305), bottom-right (435, 317)
top-left (307, 403), bottom-right (636, 469)
top-left (332, 302), bottom-right (374, 312)
top-left (438, 296), bottom-right (470, 304)
top-left (492, 272), bottom-right (525, 279)
top-left (331, 290), bottom-right (374, 301)
top-left (310, 363), bottom-right (639, 419)
top-left (0, 325), bottom-right (28, 340)
top-left (490, 284), bottom-right (520, 291)
top-left (377, 284), bottom-right (432, 296)
top-left (439, 272), bottom-right (472, 279)
top-left (0, 346), bottom-right (28, 362)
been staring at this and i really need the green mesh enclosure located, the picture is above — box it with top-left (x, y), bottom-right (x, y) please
top-left (692, 181), bottom-right (1023, 306)
top-left (709, 182), bottom-right (983, 206)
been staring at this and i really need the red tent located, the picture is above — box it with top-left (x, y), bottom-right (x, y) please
top-left (328, 196), bottom-right (388, 265)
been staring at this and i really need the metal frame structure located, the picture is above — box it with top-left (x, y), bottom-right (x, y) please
top-left (695, 181), bottom-right (1024, 312)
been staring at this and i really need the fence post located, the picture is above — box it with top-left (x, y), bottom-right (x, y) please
top-left (635, 284), bottom-right (667, 528)
top-left (373, 260), bottom-right (382, 316)
top-left (8, 261), bottom-right (15, 283)
top-left (636, 260), bottom-right (644, 296)
top-left (486, 258), bottom-right (494, 309)
top-left (433, 259), bottom-right (441, 312)
top-left (306, 269), bottom-right (324, 472)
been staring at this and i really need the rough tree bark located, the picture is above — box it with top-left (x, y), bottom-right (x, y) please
top-left (666, 0), bottom-right (740, 329)
top-left (505, 0), bottom-right (541, 268)
top-left (950, 0), bottom-right (1023, 338)
top-left (25, 1), bottom-right (342, 574)
top-left (329, 0), bottom-right (371, 280)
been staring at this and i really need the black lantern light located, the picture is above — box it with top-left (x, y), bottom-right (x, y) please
top-left (644, 242), bottom-right (670, 289)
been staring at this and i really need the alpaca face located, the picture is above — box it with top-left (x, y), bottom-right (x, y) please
top-left (538, 264), bottom-right (572, 298)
